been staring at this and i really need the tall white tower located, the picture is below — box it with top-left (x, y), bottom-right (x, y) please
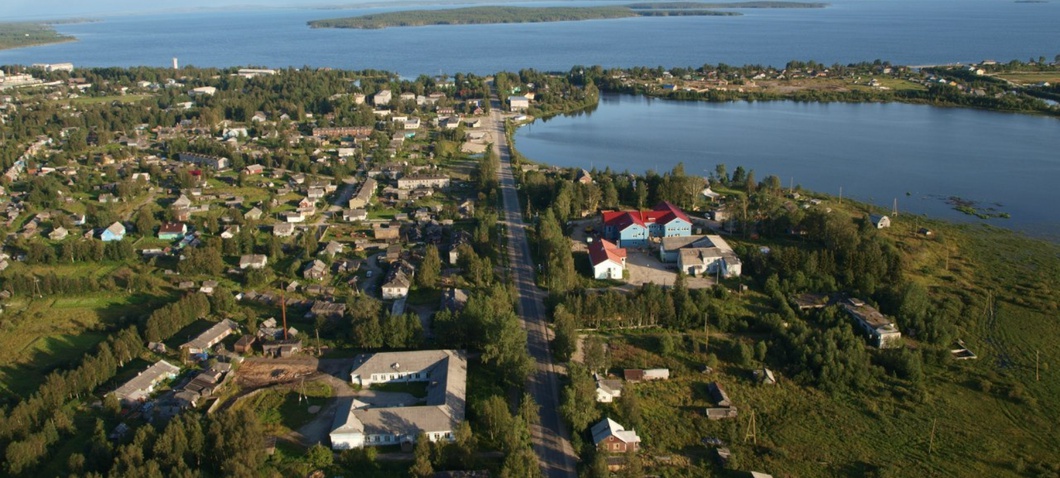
top-left (172, 57), bottom-right (178, 70)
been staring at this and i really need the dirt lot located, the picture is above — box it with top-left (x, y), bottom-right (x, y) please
top-left (235, 357), bottom-right (352, 389)
top-left (624, 249), bottom-right (715, 289)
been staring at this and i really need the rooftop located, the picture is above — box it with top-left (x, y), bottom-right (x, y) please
top-left (591, 417), bottom-right (641, 446)
top-left (842, 299), bottom-right (897, 331)
top-left (181, 318), bottom-right (238, 351)
top-left (588, 238), bottom-right (626, 267)
top-left (112, 360), bottom-right (180, 400)
top-left (337, 350), bottom-right (467, 437)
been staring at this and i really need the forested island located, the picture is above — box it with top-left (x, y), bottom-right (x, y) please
top-left (0, 22), bottom-right (76, 51)
top-left (308, 2), bottom-right (826, 29)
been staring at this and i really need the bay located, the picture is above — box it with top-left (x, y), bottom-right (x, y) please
top-left (1, 0), bottom-right (1059, 75)
top-left (513, 94), bottom-right (1060, 240)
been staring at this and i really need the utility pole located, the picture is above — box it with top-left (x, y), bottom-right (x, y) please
top-left (839, 186), bottom-right (843, 204)
top-left (928, 418), bottom-right (937, 454)
top-left (281, 282), bottom-right (289, 340)
top-left (744, 409), bottom-right (757, 445)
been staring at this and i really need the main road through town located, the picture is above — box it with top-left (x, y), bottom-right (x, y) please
top-left (487, 104), bottom-right (578, 478)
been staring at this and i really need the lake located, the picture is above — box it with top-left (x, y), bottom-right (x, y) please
top-left (3, 0), bottom-right (1058, 237)
top-left (513, 95), bottom-right (1060, 240)
top-left (1, 0), bottom-right (1059, 75)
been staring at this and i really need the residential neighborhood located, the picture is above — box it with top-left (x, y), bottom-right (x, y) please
top-left (0, 54), bottom-right (1053, 478)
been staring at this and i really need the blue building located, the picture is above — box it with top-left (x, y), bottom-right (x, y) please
top-left (601, 202), bottom-right (692, 248)
top-left (101, 222), bottom-right (126, 242)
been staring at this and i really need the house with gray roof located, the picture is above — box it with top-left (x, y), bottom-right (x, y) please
top-left (331, 350), bottom-right (466, 450)
top-left (658, 234), bottom-right (742, 278)
top-left (110, 360), bottom-right (180, 405)
top-left (239, 254), bottom-right (268, 270)
top-left (180, 318), bottom-right (239, 354)
top-left (273, 222), bottom-right (295, 237)
top-left (595, 377), bottom-right (624, 403)
top-left (591, 417), bottom-right (641, 453)
top-left (842, 297), bottom-right (901, 348)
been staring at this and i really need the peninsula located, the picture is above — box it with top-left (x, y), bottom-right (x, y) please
top-left (0, 22), bottom-right (76, 51)
top-left (308, 2), bottom-right (827, 29)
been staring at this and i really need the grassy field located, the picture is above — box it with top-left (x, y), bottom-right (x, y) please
top-left (244, 381), bottom-right (333, 435)
top-left (69, 94), bottom-right (152, 106)
top-left (370, 381), bottom-right (429, 398)
top-left (993, 71), bottom-right (1060, 85)
top-left (0, 293), bottom-right (159, 397)
top-left (578, 202), bottom-right (1060, 476)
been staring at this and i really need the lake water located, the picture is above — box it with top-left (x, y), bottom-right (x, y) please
top-left (2, 0), bottom-right (1059, 237)
top-left (514, 95), bottom-right (1060, 240)
top-left (1, 0), bottom-right (1059, 75)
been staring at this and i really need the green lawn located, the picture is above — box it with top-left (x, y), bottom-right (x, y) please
top-left (406, 287), bottom-right (441, 306)
top-left (0, 293), bottom-right (162, 397)
top-left (69, 94), bottom-right (151, 105)
top-left (580, 218), bottom-right (1060, 477)
top-left (368, 207), bottom-right (402, 220)
top-left (370, 381), bottom-right (429, 399)
top-left (245, 382), bottom-right (333, 434)
top-left (995, 71), bottom-right (1060, 85)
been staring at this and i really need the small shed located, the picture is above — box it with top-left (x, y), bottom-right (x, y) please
top-left (868, 214), bottom-right (891, 229)
top-left (623, 369), bottom-right (645, 382)
top-left (715, 447), bottom-right (731, 465)
top-left (706, 407), bottom-right (739, 420)
top-left (708, 381), bottom-right (732, 407)
top-left (757, 368), bottom-right (777, 385)
top-left (234, 335), bottom-right (256, 355)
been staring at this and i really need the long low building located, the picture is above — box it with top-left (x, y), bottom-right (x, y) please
top-left (396, 175), bottom-right (450, 190)
top-left (178, 152), bottom-right (229, 170)
top-left (181, 318), bottom-right (239, 354)
top-left (111, 360), bottom-right (180, 405)
top-left (842, 298), bottom-right (902, 348)
top-left (331, 350), bottom-right (466, 449)
top-left (313, 126), bottom-right (373, 139)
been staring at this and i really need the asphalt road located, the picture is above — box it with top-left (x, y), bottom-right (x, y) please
top-left (488, 105), bottom-right (578, 478)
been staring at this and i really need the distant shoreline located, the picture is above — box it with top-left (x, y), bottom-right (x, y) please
top-left (0, 22), bottom-right (80, 52)
top-left (309, 2), bottom-right (827, 30)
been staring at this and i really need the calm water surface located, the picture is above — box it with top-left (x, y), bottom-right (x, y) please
top-left (514, 95), bottom-right (1060, 239)
top-left (3, 0), bottom-right (1059, 237)
top-left (1, 0), bottom-right (1059, 75)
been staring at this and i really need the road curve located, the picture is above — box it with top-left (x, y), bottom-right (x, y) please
top-left (488, 106), bottom-right (578, 478)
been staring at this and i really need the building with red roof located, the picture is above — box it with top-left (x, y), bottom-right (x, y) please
top-left (588, 239), bottom-right (627, 280)
top-left (601, 202), bottom-right (693, 248)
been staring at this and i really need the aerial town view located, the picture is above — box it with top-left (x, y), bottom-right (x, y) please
top-left (0, 0), bottom-right (1058, 477)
